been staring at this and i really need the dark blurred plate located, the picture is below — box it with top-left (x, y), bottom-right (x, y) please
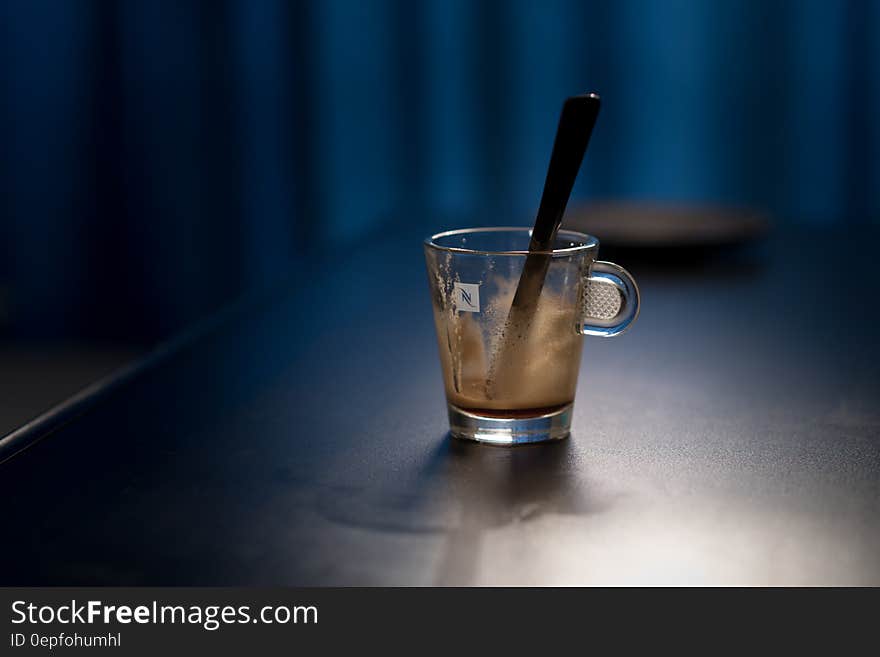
top-left (563, 201), bottom-right (769, 250)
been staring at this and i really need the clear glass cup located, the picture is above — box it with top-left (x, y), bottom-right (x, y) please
top-left (424, 227), bottom-right (639, 445)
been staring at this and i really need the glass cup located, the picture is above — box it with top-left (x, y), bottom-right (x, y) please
top-left (424, 227), bottom-right (639, 445)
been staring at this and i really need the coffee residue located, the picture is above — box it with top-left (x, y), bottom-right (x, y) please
top-left (432, 277), bottom-right (583, 412)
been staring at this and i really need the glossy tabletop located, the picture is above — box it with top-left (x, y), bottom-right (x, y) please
top-left (1, 223), bottom-right (878, 585)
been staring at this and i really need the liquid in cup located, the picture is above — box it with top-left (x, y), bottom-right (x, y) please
top-left (435, 277), bottom-right (581, 417)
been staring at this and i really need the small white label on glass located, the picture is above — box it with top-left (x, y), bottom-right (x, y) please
top-left (453, 282), bottom-right (480, 313)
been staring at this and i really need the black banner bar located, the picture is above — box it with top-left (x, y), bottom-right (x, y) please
top-left (0, 587), bottom-right (872, 654)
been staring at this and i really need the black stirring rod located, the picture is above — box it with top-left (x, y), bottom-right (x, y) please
top-left (486, 94), bottom-right (600, 398)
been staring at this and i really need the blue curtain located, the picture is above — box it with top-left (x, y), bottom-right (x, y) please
top-left (2, 0), bottom-right (878, 341)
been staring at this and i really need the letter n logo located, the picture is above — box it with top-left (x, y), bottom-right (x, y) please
top-left (453, 282), bottom-right (480, 313)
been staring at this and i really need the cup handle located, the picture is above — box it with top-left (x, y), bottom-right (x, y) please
top-left (580, 261), bottom-right (640, 337)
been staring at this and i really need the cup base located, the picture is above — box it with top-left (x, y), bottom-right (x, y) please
top-left (447, 403), bottom-right (572, 446)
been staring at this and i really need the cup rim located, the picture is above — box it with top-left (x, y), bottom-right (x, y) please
top-left (424, 226), bottom-right (599, 256)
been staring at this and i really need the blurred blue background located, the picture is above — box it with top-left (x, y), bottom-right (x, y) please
top-left (1, 0), bottom-right (879, 345)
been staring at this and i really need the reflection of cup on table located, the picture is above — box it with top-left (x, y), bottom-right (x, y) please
top-left (424, 227), bottom-right (639, 445)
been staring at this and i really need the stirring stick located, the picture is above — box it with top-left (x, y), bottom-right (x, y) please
top-left (485, 94), bottom-right (601, 399)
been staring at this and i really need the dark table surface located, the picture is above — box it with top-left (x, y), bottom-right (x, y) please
top-left (2, 223), bottom-right (879, 586)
